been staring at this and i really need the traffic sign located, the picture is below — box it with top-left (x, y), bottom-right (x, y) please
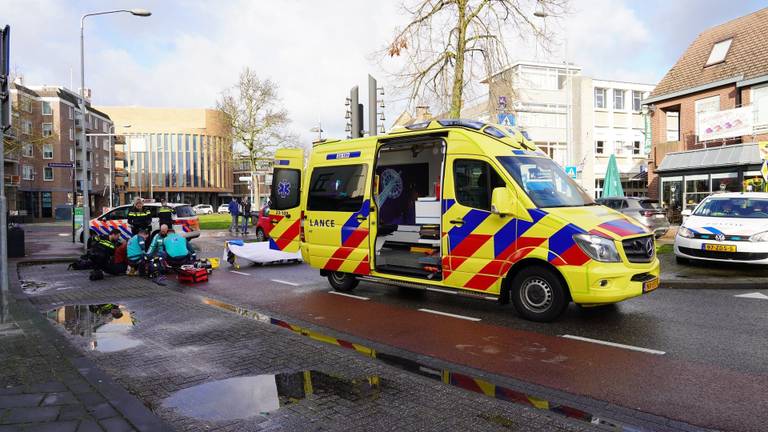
top-left (497, 113), bottom-right (515, 127)
top-left (47, 162), bottom-right (74, 168)
top-left (74, 207), bottom-right (83, 226)
top-left (565, 165), bottom-right (578, 179)
top-left (238, 176), bottom-right (252, 182)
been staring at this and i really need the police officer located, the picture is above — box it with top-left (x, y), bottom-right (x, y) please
top-left (88, 228), bottom-right (125, 278)
top-left (127, 198), bottom-right (152, 235)
top-left (158, 198), bottom-right (175, 229)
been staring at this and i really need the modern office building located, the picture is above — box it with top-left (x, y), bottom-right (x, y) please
top-left (5, 80), bottom-right (113, 221)
top-left (96, 107), bottom-right (234, 206)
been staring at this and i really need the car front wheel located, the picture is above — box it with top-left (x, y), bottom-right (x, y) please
top-left (510, 266), bottom-right (568, 322)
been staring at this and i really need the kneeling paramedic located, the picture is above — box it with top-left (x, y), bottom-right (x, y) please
top-left (150, 227), bottom-right (196, 267)
top-left (127, 229), bottom-right (166, 285)
top-left (88, 229), bottom-right (126, 279)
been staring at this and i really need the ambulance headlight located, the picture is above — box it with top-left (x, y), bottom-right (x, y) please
top-left (573, 234), bottom-right (621, 263)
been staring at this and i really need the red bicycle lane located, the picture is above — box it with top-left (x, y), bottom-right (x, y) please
top-left (255, 288), bottom-right (766, 432)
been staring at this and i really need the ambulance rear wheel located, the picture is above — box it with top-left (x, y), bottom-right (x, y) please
top-left (328, 272), bottom-right (359, 292)
top-left (511, 266), bottom-right (568, 322)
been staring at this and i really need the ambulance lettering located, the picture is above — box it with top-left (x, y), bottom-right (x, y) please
top-left (309, 219), bottom-right (336, 228)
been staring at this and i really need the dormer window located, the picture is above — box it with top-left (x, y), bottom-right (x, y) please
top-left (705, 38), bottom-right (732, 66)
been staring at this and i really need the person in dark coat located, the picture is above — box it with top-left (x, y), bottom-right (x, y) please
top-left (127, 198), bottom-right (152, 235)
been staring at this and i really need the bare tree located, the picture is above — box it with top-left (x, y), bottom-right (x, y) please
top-left (385, 0), bottom-right (567, 118)
top-left (3, 83), bottom-right (58, 158)
top-left (217, 68), bottom-right (299, 204)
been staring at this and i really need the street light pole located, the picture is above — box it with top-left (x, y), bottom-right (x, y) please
top-left (79, 8), bottom-right (150, 251)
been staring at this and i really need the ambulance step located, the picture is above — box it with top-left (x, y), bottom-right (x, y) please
top-left (359, 276), bottom-right (499, 302)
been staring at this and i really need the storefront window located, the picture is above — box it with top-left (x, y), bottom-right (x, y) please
top-left (711, 173), bottom-right (739, 193)
top-left (685, 175), bottom-right (709, 208)
top-left (661, 177), bottom-right (683, 223)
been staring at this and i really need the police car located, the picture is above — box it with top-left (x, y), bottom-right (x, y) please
top-left (675, 192), bottom-right (768, 265)
top-left (77, 202), bottom-right (201, 244)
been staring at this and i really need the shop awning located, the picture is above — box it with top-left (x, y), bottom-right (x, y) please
top-left (656, 142), bottom-right (761, 173)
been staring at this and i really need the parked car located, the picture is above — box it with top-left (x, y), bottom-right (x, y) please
top-left (596, 197), bottom-right (670, 238)
top-left (217, 204), bottom-right (230, 214)
top-left (674, 192), bottom-right (768, 265)
top-left (193, 204), bottom-right (214, 215)
top-left (251, 207), bottom-right (273, 242)
top-left (77, 202), bottom-right (200, 244)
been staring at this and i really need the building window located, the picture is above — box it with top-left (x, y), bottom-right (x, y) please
top-left (20, 97), bottom-right (31, 113)
top-left (22, 143), bottom-right (33, 157)
top-left (595, 140), bottom-right (605, 154)
top-left (695, 96), bottom-right (720, 137)
top-left (705, 38), bottom-right (732, 66)
top-left (69, 128), bottom-right (74, 141)
top-left (615, 140), bottom-right (627, 155)
top-left (68, 106), bottom-right (74, 120)
top-left (632, 91), bottom-right (643, 112)
top-left (633, 140), bottom-right (641, 155)
top-left (613, 89), bottom-right (625, 110)
top-left (594, 88), bottom-right (606, 109)
top-left (43, 144), bottom-right (53, 159)
top-left (43, 167), bottom-right (54, 181)
top-left (22, 165), bottom-right (34, 180)
top-left (21, 120), bottom-right (32, 135)
top-left (42, 101), bottom-right (52, 115)
top-left (752, 84), bottom-right (768, 132)
top-left (104, 155), bottom-right (110, 166)
top-left (70, 148), bottom-right (74, 161)
top-left (42, 123), bottom-right (53, 137)
top-left (666, 111), bottom-right (680, 141)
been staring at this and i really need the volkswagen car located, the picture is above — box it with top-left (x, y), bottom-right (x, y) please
top-left (674, 192), bottom-right (768, 265)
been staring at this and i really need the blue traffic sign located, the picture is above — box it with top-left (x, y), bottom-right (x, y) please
top-left (497, 113), bottom-right (515, 127)
top-left (565, 165), bottom-right (578, 179)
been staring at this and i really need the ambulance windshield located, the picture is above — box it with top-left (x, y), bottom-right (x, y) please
top-left (497, 156), bottom-right (594, 208)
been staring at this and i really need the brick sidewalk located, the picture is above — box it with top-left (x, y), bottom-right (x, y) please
top-left (15, 262), bottom-right (597, 432)
top-left (0, 260), bottom-right (169, 432)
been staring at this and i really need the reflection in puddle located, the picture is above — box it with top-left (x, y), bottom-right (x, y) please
top-left (45, 304), bottom-right (142, 353)
top-left (162, 371), bottom-right (380, 421)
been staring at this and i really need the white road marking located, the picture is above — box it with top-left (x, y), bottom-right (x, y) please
top-left (418, 308), bottom-right (481, 322)
top-left (229, 270), bottom-right (251, 276)
top-left (328, 291), bottom-right (370, 301)
top-left (57, 233), bottom-right (69, 237)
top-left (271, 279), bottom-right (300, 287)
top-left (560, 335), bottom-right (666, 355)
top-left (734, 292), bottom-right (768, 300)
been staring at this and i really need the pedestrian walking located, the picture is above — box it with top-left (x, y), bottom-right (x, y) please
top-left (241, 197), bottom-right (251, 235)
top-left (228, 197), bottom-right (240, 233)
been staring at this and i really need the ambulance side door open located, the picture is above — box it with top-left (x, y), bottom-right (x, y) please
top-left (442, 155), bottom-right (519, 294)
top-left (268, 149), bottom-right (304, 253)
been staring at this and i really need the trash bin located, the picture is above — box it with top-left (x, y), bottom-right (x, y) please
top-left (7, 226), bottom-right (25, 258)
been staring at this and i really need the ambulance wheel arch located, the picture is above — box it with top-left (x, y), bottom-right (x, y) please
top-left (327, 271), bottom-right (359, 292)
top-left (502, 258), bottom-right (572, 322)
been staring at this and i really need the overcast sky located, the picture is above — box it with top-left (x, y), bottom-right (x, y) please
top-left (3, 0), bottom-right (766, 144)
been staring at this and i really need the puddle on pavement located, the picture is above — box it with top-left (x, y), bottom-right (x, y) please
top-left (45, 304), bottom-right (142, 353)
top-left (162, 370), bottom-right (380, 422)
top-left (201, 296), bottom-right (656, 432)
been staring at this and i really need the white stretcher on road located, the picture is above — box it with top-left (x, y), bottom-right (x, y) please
top-left (223, 240), bottom-right (302, 269)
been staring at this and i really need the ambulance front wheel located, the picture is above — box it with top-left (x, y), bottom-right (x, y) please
top-left (328, 272), bottom-right (359, 292)
top-left (510, 266), bottom-right (568, 322)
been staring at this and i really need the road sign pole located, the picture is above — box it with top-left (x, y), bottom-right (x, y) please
top-left (0, 25), bottom-right (10, 323)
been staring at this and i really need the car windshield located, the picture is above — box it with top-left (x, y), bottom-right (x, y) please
top-left (497, 156), bottom-right (594, 208)
top-left (692, 197), bottom-right (768, 218)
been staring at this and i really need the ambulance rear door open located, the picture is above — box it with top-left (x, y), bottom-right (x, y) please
top-left (268, 148), bottom-right (304, 253)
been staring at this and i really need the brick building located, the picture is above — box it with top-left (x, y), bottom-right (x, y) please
top-left (645, 8), bottom-right (768, 222)
top-left (5, 80), bottom-right (113, 221)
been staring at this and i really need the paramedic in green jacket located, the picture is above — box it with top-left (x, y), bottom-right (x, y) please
top-left (126, 229), bottom-right (166, 285)
top-left (149, 226), bottom-right (196, 267)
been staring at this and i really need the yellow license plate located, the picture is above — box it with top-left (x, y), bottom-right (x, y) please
top-left (703, 244), bottom-right (736, 252)
top-left (643, 277), bottom-right (660, 293)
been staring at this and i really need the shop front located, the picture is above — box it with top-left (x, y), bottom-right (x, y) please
top-left (655, 143), bottom-right (764, 224)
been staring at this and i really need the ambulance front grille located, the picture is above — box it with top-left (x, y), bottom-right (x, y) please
top-left (621, 235), bottom-right (655, 263)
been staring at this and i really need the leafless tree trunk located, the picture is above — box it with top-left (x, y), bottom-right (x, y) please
top-left (384, 0), bottom-right (567, 118)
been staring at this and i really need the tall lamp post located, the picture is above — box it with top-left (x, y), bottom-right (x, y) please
top-left (87, 124), bottom-right (131, 209)
top-left (79, 8), bottom-right (150, 250)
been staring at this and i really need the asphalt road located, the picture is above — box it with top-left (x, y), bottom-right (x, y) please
top-left (189, 234), bottom-right (768, 431)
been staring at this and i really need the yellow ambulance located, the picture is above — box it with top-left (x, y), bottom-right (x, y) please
top-left (267, 120), bottom-right (659, 322)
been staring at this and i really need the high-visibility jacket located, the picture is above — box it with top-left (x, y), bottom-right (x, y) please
top-left (127, 206), bottom-right (152, 230)
top-left (157, 205), bottom-right (174, 228)
top-left (163, 233), bottom-right (192, 258)
top-left (127, 235), bottom-right (147, 261)
top-left (147, 233), bottom-right (167, 256)
top-left (90, 237), bottom-right (117, 261)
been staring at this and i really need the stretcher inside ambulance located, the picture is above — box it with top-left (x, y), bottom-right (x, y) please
top-left (267, 120), bottom-right (660, 322)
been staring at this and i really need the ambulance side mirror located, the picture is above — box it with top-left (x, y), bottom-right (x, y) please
top-left (491, 187), bottom-right (514, 216)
